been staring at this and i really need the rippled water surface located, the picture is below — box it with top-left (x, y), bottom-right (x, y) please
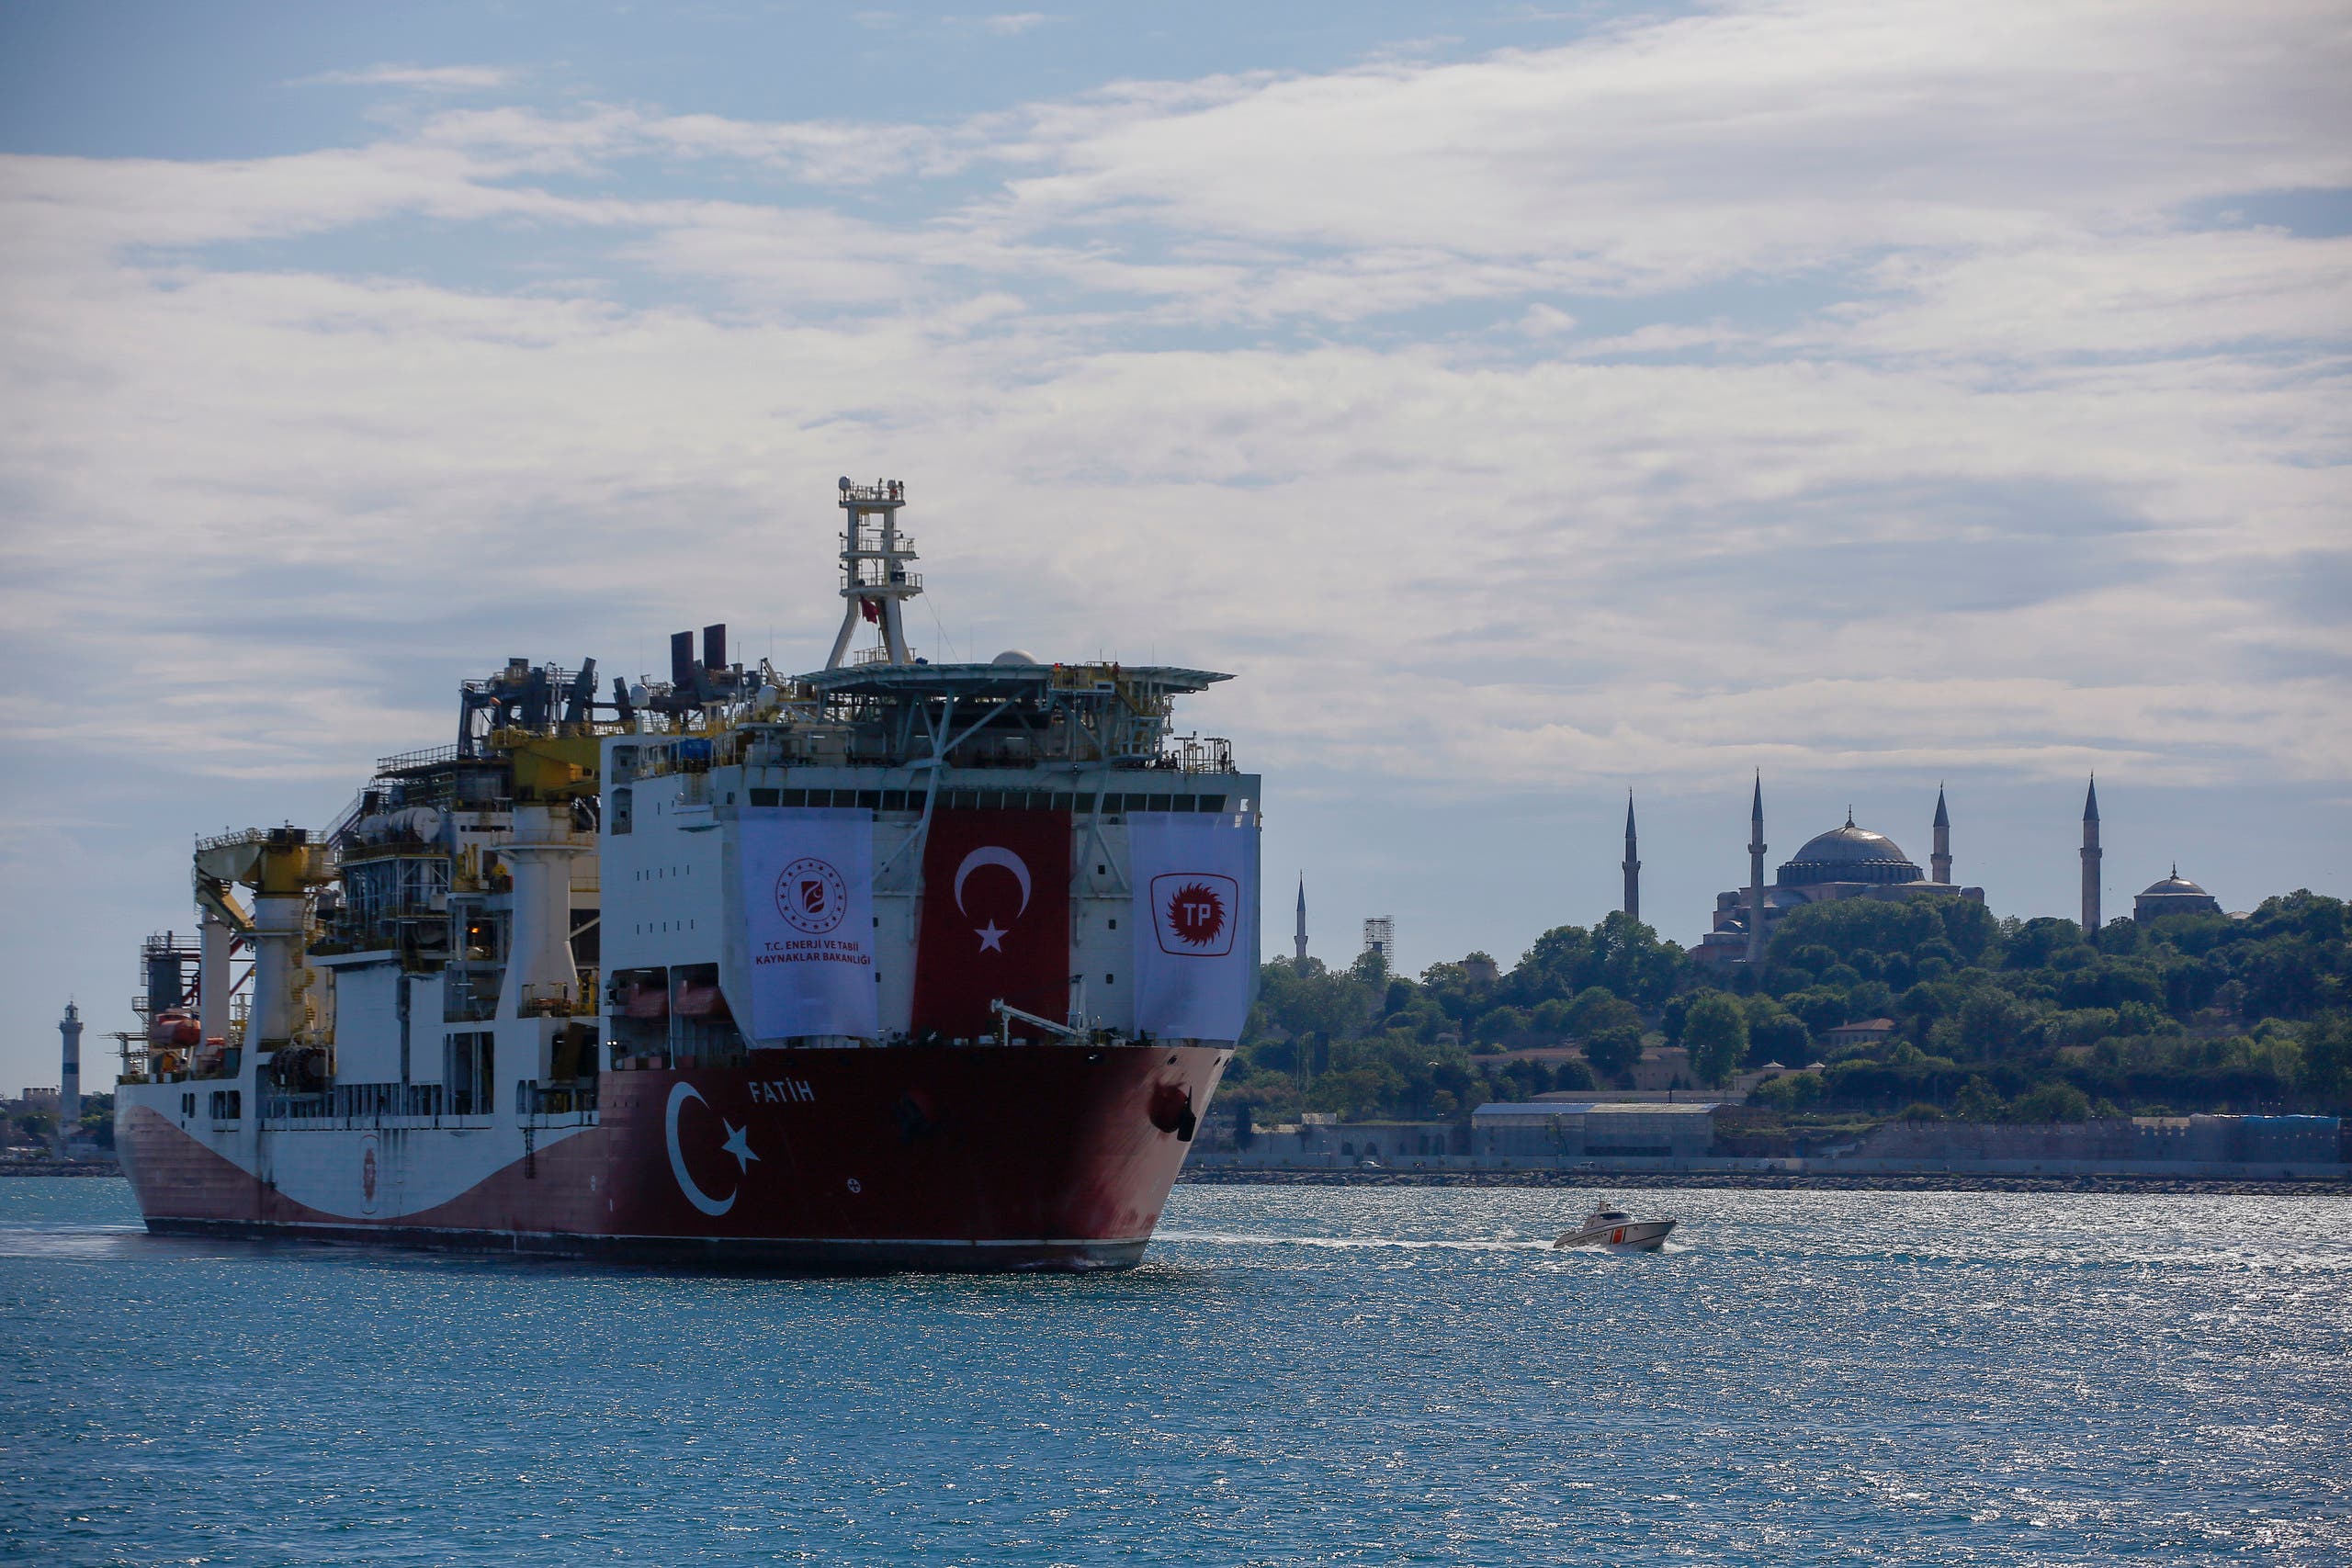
top-left (2, 1178), bottom-right (2346, 1564)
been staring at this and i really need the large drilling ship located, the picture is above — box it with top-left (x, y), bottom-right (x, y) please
top-left (112, 481), bottom-right (1259, 1269)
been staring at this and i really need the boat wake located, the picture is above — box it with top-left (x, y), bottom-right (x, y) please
top-left (0, 1221), bottom-right (148, 1260)
top-left (1159, 1231), bottom-right (1562, 1253)
top-left (1159, 1230), bottom-right (1695, 1257)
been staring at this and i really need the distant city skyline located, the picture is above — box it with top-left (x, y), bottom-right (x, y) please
top-left (1288, 773), bottom-right (2266, 977)
top-left (3, 0), bottom-right (2346, 1090)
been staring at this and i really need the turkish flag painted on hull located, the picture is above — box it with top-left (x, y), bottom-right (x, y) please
top-left (911, 809), bottom-right (1071, 1040)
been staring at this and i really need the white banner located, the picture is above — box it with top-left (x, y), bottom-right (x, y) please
top-left (1129, 813), bottom-right (1259, 1042)
top-left (740, 808), bottom-right (878, 1041)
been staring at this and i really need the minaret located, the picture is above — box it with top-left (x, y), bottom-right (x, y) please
top-left (1930, 784), bottom-right (1951, 886)
top-left (1294, 876), bottom-right (1308, 964)
top-left (2080, 775), bottom-right (2102, 933)
top-left (1621, 793), bottom-right (1641, 921)
top-left (58, 1001), bottom-right (82, 1151)
top-left (1746, 773), bottom-right (1766, 963)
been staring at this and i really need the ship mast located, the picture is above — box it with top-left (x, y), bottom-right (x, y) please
top-left (825, 477), bottom-right (923, 669)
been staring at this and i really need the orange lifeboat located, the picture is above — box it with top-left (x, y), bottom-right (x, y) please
top-left (149, 1010), bottom-right (201, 1049)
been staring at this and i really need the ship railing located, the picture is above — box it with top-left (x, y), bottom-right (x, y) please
top-left (631, 732), bottom-right (741, 779)
top-left (1155, 734), bottom-right (1236, 773)
top-left (195, 827), bottom-right (273, 854)
top-left (322, 789), bottom-right (369, 847)
top-left (375, 743), bottom-right (462, 773)
top-left (842, 527), bottom-right (919, 559)
top-left (516, 1080), bottom-right (600, 1125)
top-left (260, 1089), bottom-right (510, 1130)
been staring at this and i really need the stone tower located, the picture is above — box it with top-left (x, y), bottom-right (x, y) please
top-left (1931, 784), bottom-right (1951, 886)
top-left (1294, 876), bottom-right (1308, 965)
top-left (1746, 773), bottom-right (1767, 964)
top-left (1621, 793), bottom-right (1640, 922)
top-left (2081, 776), bottom-right (2102, 933)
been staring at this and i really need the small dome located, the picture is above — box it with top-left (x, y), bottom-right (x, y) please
top-left (1777, 814), bottom-right (1923, 886)
top-left (990, 649), bottom-right (1040, 666)
top-left (2133, 864), bottom-right (2222, 924)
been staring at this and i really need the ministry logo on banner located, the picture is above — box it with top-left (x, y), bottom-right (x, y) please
top-left (1129, 814), bottom-right (1258, 1042)
top-left (775, 856), bottom-right (851, 935)
top-left (740, 808), bottom-right (877, 1041)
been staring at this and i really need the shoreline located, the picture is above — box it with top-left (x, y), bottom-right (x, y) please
top-left (1179, 1167), bottom-right (2352, 1196)
top-left (8, 1163), bottom-right (2340, 1197)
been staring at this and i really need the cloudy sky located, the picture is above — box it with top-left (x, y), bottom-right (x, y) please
top-left (3, 1), bottom-right (2346, 1090)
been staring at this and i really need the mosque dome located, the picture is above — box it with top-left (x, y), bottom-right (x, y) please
top-left (1777, 814), bottom-right (1924, 886)
top-left (2132, 864), bottom-right (2222, 923)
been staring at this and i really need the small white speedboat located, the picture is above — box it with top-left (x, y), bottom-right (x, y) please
top-left (1554, 1204), bottom-right (1675, 1252)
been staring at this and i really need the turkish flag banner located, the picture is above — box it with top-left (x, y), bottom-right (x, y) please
top-left (910, 808), bottom-right (1071, 1040)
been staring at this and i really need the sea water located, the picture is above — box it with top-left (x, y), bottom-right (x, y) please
top-left (1, 1178), bottom-right (2344, 1565)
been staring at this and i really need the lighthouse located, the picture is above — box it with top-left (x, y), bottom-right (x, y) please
top-left (58, 1001), bottom-right (82, 1152)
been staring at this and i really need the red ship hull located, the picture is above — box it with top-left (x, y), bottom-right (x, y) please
top-left (119, 1043), bottom-right (1226, 1271)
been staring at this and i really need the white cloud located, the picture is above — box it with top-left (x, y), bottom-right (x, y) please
top-left (986, 0), bottom-right (2350, 297)
top-left (1828, 230), bottom-right (2352, 359)
top-left (982, 13), bottom-right (1051, 37)
top-left (295, 63), bottom-right (518, 92)
top-left (0, 0), bottom-right (2345, 816)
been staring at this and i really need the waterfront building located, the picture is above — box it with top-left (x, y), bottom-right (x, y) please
top-left (1469, 1100), bottom-right (1722, 1160)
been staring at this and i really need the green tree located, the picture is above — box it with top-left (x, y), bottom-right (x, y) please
top-left (1955, 989), bottom-right (2032, 1058)
top-left (1954, 1075), bottom-right (2005, 1122)
top-left (1743, 996), bottom-right (1811, 1064)
top-left (1583, 1024), bottom-right (1644, 1079)
top-left (2010, 1081), bottom-right (2092, 1122)
top-left (2303, 1011), bottom-right (2352, 1108)
top-left (1587, 911), bottom-right (1686, 1008)
top-left (1566, 987), bottom-right (1645, 1079)
top-left (1751, 1070), bottom-right (1822, 1110)
top-left (1473, 1005), bottom-right (1531, 1044)
top-left (1567, 987), bottom-right (1642, 1038)
top-left (1683, 992), bottom-right (1749, 1087)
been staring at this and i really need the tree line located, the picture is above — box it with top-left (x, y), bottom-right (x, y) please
top-left (1222, 891), bottom-right (2350, 1131)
